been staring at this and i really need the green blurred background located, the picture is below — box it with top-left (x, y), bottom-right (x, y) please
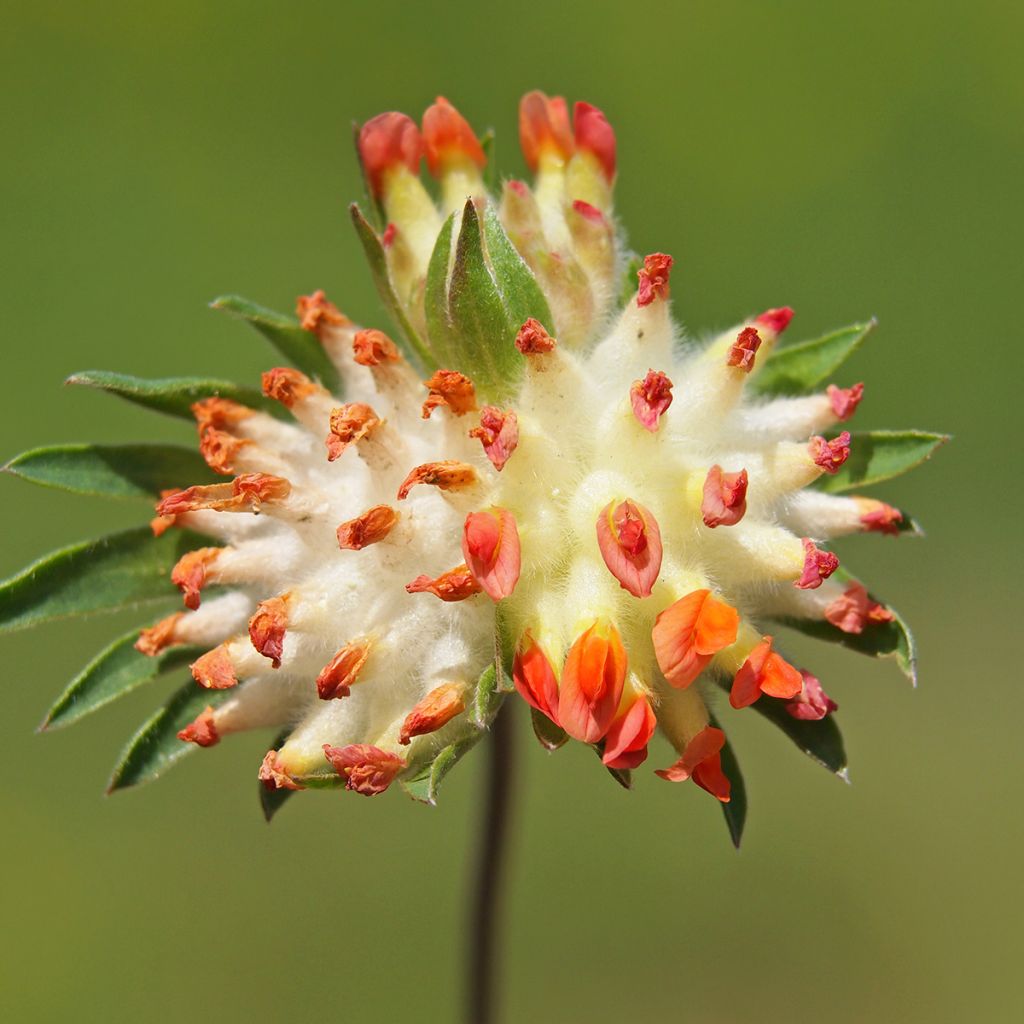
top-left (2, 2), bottom-right (1019, 1021)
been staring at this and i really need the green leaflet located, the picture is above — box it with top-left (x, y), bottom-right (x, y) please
top-left (107, 677), bottom-right (232, 792)
top-left (67, 370), bottom-right (280, 420)
top-left (710, 714), bottom-right (747, 849)
top-left (0, 527), bottom-right (207, 635)
top-left (815, 430), bottom-right (949, 493)
top-left (425, 199), bottom-right (553, 400)
top-left (752, 320), bottom-right (877, 396)
top-left (209, 294), bottom-right (342, 395)
top-left (4, 443), bottom-right (217, 501)
top-left (260, 729), bottom-right (296, 822)
top-left (746, 692), bottom-right (848, 777)
top-left (349, 202), bottom-right (435, 369)
top-left (531, 707), bottom-right (568, 751)
top-left (401, 663), bottom-right (506, 805)
top-left (42, 629), bottom-right (201, 730)
top-left (775, 610), bottom-right (917, 685)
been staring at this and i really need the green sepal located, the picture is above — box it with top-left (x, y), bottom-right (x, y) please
top-left (349, 202), bottom-right (435, 370)
top-left (814, 430), bottom-right (949, 494)
top-left (425, 199), bottom-right (553, 400)
top-left (752, 320), bottom-right (877, 396)
top-left (66, 370), bottom-right (280, 420)
top-left (0, 527), bottom-right (210, 635)
top-left (41, 630), bottom-right (201, 731)
top-left (209, 294), bottom-right (341, 395)
top-left (530, 707), bottom-right (568, 751)
top-left (709, 714), bottom-right (747, 849)
top-left (740, 689), bottom-right (848, 778)
top-left (401, 663), bottom-right (507, 805)
top-left (107, 677), bottom-right (232, 792)
top-left (260, 729), bottom-right (296, 822)
top-left (3, 443), bottom-right (217, 501)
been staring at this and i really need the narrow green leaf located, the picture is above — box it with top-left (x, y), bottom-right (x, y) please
top-left (42, 630), bottom-right (201, 731)
top-left (710, 715), bottom-right (747, 849)
top-left (4, 444), bottom-right (217, 500)
top-left (401, 733), bottom-right (481, 805)
top-left (619, 252), bottom-right (643, 307)
top-left (260, 729), bottom-right (296, 822)
top-left (350, 202), bottom-right (435, 370)
top-left (0, 527), bottom-right (208, 635)
top-left (746, 693), bottom-right (848, 777)
top-left (815, 430), bottom-right (949, 493)
top-left (775, 609), bottom-right (917, 685)
top-left (752, 320), bottom-right (877, 396)
top-left (531, 707), bottom-right (568, 751)
top-left (107, 678), bottom-right (232, 792)
top-left (210, 294), bottom-right (341, 395)
top-left (470, 664), bottom-right (505, 729)
top-left (67, 370), bottom-right (279, 420)
top-left (424, 210), bottom-right (457, 356)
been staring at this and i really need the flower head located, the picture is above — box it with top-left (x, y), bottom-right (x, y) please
top-left (2, 91), bottom-right (945, 844)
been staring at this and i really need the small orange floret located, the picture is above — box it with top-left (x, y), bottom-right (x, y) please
top-left (422, 96), bottom-right (486, 177)
top-left (512, 633), bottom-right (560, 723)
top-left (150, 489), bottom-right (182, 537)
top-left (326, 403), bottom-right (380, 461)
top-left (637, 253), bottom-right (674, 307)
top-left (135, 612), bottom-right (183, 656)
top-left (396, 460), bottom-right (476, 500)
top-left (727, 326), bottom-right (763, 373)
top-left (177, 706), bottom-right (220, 748)
top-left (754, 306), bottom-right (794, 336)
top-left (191, 397), bottom-right (254, 431)
top-left (462, 507), bottom-right (521, 601)
top-left (421, 369), bottom-right (478, 418)
top-left (316, 640), bottom-right (372, 700)
top-left (171, 547), bottom-right (222, 610)
top-left (469, 407), bottom-right (519, 471)
top-left (232, 473), bottom-right (291, 511)
top-left (261, 367), bottom-right (319, 409)
top-left (190, 644), bottom-right (238, 690)
top-left (827, 382), bottom-right (865, 421)
top-left (405, 564), bottom-right (482, 602)
top-left (730, 636), bottom-right (803, 709)
top-left (809, 431), bottom-right (852, 474)
top-left (156, 474), bottom-right (290, 516)
top-left (352, 327), bottom-right (402, 366)
top-left (796, 538), bottom-right (840, 590)
top-left (655, 726), bottom-right (731, 803)
top-left (358, 112), bottom-right (423, 198)
top-left (557, 620), bottom-right (627, 744)
top-left (514, 317), bottom-right (557, 355)
top-left (857, 498), bottom-right (904, 535)
top-left (652, 589), bottom-right (740, 689)
top-left (595, 499), bottom-right (663, 599)
top-left (198, 426), bottom-right (250, 475)
top-left (573, 100), bottom-right (616, 182)
top-left (322, 743), bottom-right (406, 796)
top-left (519, 90), bottom-right (573, 171)
top-left (701, 465), bottom-right (749, 529)
top-left (824, 582), bottom-right (895, 634)
top-left (296, 290), bottom-right (348, 334)
top-left (399, 682), bottom-right (466, 745)
top-left (337, 504), bottom-right (399, 550)
top-left (630, 369), bottom-right (674, 431)
top-left (602, 693), bottom-right (657, 770)
top-left (248, 594), bottom-right (290, 669)
top-left (258, 750), bottom-right (305, 791)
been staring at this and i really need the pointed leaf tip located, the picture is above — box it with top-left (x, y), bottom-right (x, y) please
top-left (814, 431), bottom-right (949, 494)
top-left (753, 319), bottom-right (877, 396)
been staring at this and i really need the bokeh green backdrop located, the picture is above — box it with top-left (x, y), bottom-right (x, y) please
top-left (2, 2), bottom-right (1020, 1021)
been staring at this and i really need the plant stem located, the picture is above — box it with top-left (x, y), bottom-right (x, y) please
top-left (466, 704), bottom-right (515, 1024)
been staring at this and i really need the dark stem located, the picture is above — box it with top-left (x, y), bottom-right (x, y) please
top-left (466, 704), bottom-right (515, 1024)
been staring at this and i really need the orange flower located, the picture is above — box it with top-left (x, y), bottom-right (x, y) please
top-left (652, 590), bottom-right (739, 688)
top-left (557, 620), bottom-right (627, 744)
top-left (595, 499), bottom-right (663, 598)
top-left (655, 726), bottom-right (731, 803)
top-left (462, 508), bottom-right (521, 601)
top-left (730, 636), bottom-right (802, 709)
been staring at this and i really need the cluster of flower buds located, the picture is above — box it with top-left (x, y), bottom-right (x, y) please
top-left (5, 91), bottom-right (941, 839)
